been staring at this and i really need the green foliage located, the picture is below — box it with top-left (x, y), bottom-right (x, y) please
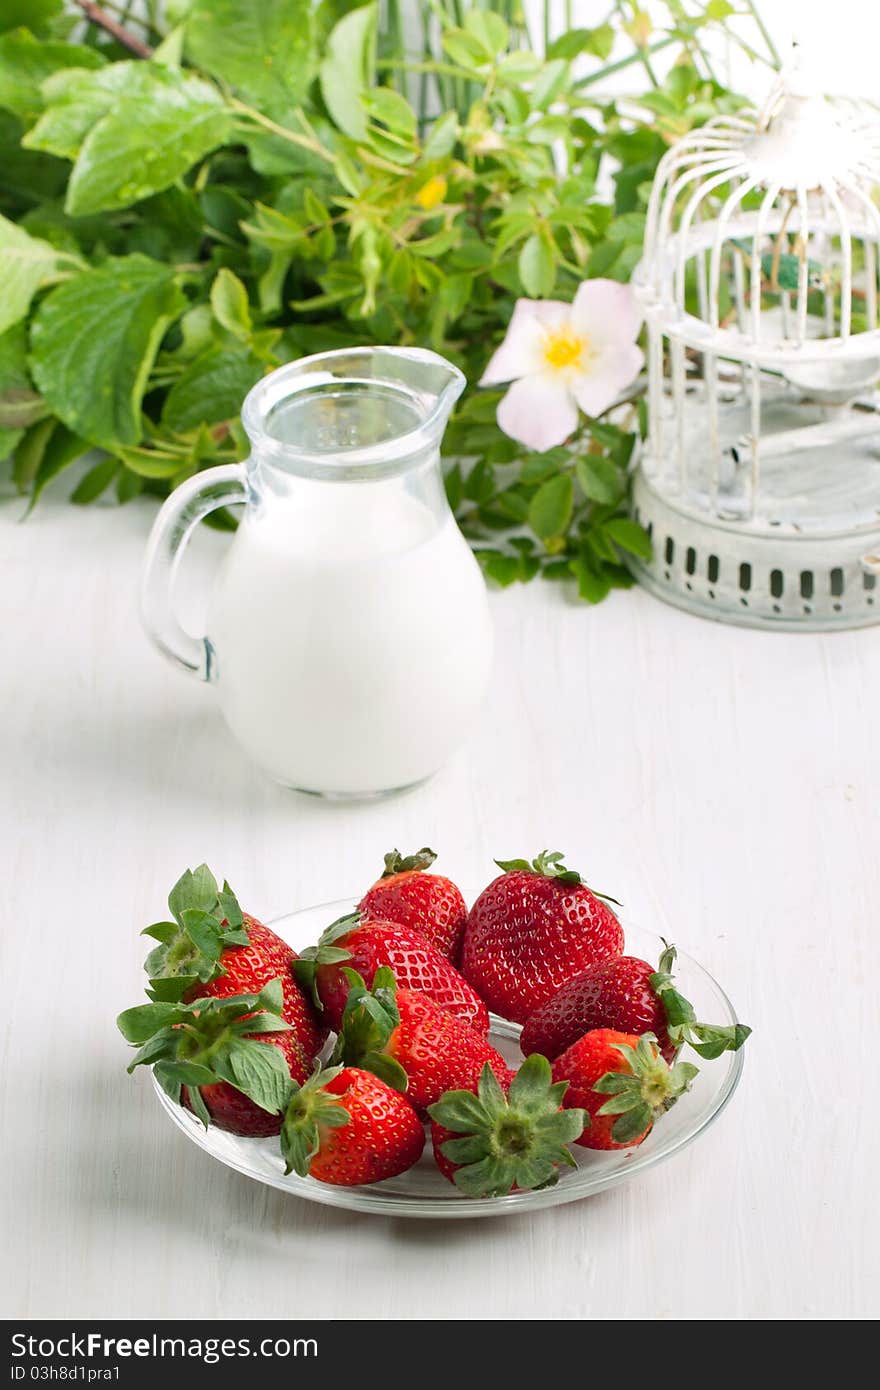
top-left (0, 0), bottom-right (772, 602)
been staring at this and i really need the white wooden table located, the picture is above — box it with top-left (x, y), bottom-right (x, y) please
top-left (2, 491), bottom-right (878, 1321)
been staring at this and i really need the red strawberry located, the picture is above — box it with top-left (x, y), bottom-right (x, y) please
top-left (332, 967), bottom-right (508, 1118)
top-left (428, 1055), bottom-right (585, 1196)
top-left (294, 911), bottom-right (489, 1033)
top-left (358, 848), bottom-right (467, 959)
top-left (522, 943), bottom-right (751, 1065)
top-left (118, 866), bottom-right (326, 1136)
top-left (551, 1029), bottom-right (698, 1150)
top-left (280, 1066), bottom-right (425, 1186)
top-left (460, 851), bottom-right (624, 1024)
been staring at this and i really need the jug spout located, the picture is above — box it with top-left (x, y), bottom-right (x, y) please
top-left (378, 347), bottom-right (466, 435)
top-left (241, 346), bottom-right (465, 480)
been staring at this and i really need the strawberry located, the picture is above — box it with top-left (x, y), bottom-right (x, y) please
top-left (118, 866), bottom-right (326, 1136)
top-left (428, 1055), bottom-right (585, 1197)
top-left (358, 848), bottom-right (467, 959)
top-left (551, 1029), bottom-right (699, 1150)
top-left (279, 1065), bottom-right (425, 1186)
top-left (460, 851), bottom-right (624, 1024)
top-left (332, 967), bottom-right (508, 1118)
top-left (294, 911), bottom-right (489, 1034)
top-left (522, 943), bottom-right (751, 1065)
top-left (118, 979), bottom-right (298, 1135)
top-left (141, 864), bottom-right (326, 1079)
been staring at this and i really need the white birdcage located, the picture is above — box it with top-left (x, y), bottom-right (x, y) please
top-left (629, 55), bottom-right (880, 628)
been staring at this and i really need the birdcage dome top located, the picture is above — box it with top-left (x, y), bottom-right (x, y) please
top-left (634, 64), bottom-right (880, 368)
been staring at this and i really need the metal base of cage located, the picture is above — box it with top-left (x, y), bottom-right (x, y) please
top-left (628, 465), bottom-right (880, 631)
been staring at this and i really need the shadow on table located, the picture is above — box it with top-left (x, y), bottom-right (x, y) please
top-left (53, 1063), bottom-right (609, 1267)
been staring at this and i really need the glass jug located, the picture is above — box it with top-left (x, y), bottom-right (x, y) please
top-left (141, 347), bottom-right (493, 797)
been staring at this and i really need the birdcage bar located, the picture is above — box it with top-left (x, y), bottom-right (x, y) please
top-left (795, 187), bottom-right (810, 344)
top-left (674, 167), bottom-right (750, 313)
top-left (733, 246), bottom-right (747, 333)
top-left (647, 314), bottom-right (665, 482)
top-left (822, 182), bottom-right (853, 338)
top-left (658, 155), bottom-right (745, 259)
top-left (866, 241), bottom-right (877, 329)
top-left (671, 337), bottom-right (687, 491)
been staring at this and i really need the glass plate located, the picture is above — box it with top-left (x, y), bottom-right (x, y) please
top-left (153, 895), bottom-right (746, 1219)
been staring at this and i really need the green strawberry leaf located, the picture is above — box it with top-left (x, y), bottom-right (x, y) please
top-left (167, 864), bottom-right (221, 921)
top-left (610, 1102), bottom-right (652, 1144)
top-left (186, 1084), bottom-right (212, 1128)
top-left (280, 1066), bottom-right (350, 1176)
top-left (219, 1039), bottom-right (292, 1115)
top-left (429, 1058), bottom-right (587, 1198)
top-left (495, 850), bottom-right (622, 904)
top-left (381, 847), bottom-right (437, 877)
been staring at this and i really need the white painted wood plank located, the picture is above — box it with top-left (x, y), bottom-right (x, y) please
top-left (1, 495), bottom-right (878, 1319)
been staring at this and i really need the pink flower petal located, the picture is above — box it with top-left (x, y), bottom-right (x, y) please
top-left (480, 298), bottom-right (571, 385)
top-left (496, 373), bottom-right (579, 452)
top-left (570, 279), bottom-right (643, 347)
top-left (570, 344), bottom-right (645, 417)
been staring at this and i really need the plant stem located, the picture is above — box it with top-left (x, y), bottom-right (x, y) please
top-left (616, 1), bottom-right (658, 86)
top-left (74, 0), bottom-right (153, 57)
top-left (744, 0), bottom-right (781, 66)
top-left (229, 101), bottom-right (336, 167)
top-left (378, 57), bottom-right (471, 80)
top-left (571, 35), bottom-right (676, 90)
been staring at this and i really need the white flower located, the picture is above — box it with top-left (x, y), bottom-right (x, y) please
top-left (480, 279), bottom-right (645, 453)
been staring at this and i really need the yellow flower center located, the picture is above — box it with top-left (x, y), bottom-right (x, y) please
top-left (415, 175), bottom-right (447, 211)
top-left (543, 328), bottom-right (586, 371)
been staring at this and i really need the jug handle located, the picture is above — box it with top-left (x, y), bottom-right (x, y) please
top-left (140, 462), bottom-right (247, 681)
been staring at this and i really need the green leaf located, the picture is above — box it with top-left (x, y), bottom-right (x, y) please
top-left (610, 1102), bottom-right (652, 1144)
top-left (25, 421), bottom-right (89, 511)
top-left (222, 1039), bottom-right (291, 1115)
top-left (63, 67), bottom-right (231, 216)
top-left (531, 60), bottom-right (569, 112)
top-left (0, 1), bottom-right (65, 38)
top-left (423, 110), bottom-right (458, 160)
top-left (114, 446), bottom-right (188, 480)
top-left (0, 29), bottom-right (104, 123)
top-left (210, 268), bottom-right (252, 340)
top-left (0, 212), bottom-right (71, 335)
top-left (603, 517), bottom-right (653, 560)
top-left (547, 26), bottom-right (614, 61)
top-left (364, 87), bottom-right (416, 139)
top-left (319, 2), bottom-right (376, 141)
top-left (117, 1002), bottom-right (190, 1045)
top-left (30, 255), bottom-right (186, 451)
top-left (464, 9), bottom-right (509, 57)
top-left (161, 344), bottom-right (264, 433)
top-left (23, 63), bottom-right (135, 161)
top-left (70, 455), bottom-right (118, 505)
top-left (441, 29), bottom-right (488, 71)
top-left (12, 417), bottom-right (53, 492)
top-left (0, 323), bottom-right (34, 431)
top-left (186, 0), bottom-right (317, 123)
top-left (529, 473), bottom-right (573, 541)
top-left (575, 454), bottom-right (624, 505)
top-left (518, 232), bottom-right (555, 297)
